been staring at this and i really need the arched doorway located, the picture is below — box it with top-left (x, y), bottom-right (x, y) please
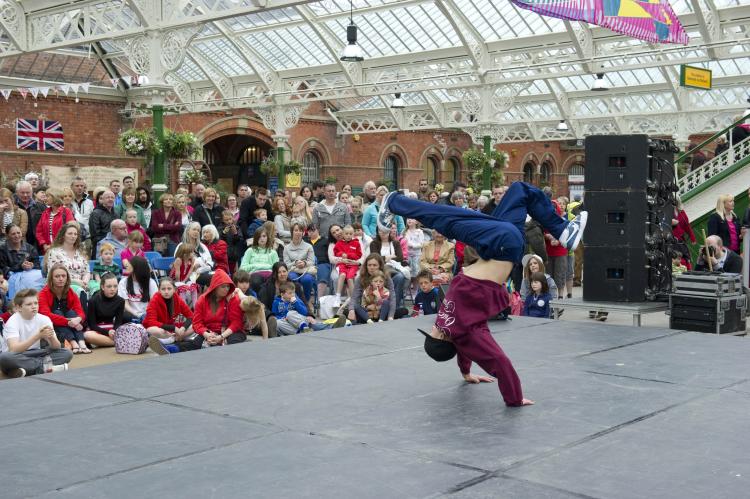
top-left (523, 162), bottom-right (536, 184)
top-left (202, 135), bottom-right (272, 192)
top-left (384, 154), bottom-right (400, 189)
top-left (540, 161), bottom-right (552, 186)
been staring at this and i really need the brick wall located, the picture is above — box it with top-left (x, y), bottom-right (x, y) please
top-left (1, 96), bottom-right (704, 198)
top-left (0, 94), bottom-right (143, 185)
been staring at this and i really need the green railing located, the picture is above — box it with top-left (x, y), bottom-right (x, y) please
top-left (676, 113), bottom-right (747, 166)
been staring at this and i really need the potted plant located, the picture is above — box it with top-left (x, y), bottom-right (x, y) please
top-left (462, 147), bottom-right (508, 191)
top-left (285, 160), bottom-right (302, 175)
top-left (183, 168), bottom-right (207, 186)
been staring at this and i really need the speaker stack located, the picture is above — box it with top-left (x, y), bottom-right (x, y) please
top-left (583, 135), bottom-right (679, 302)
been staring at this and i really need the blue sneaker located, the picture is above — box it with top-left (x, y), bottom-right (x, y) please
top-left (559, 211), bottom-right (587, 251)
top-left (297, 322), bottom-right (309, 334)
top-left (377, 191), bottom-right (397, 232)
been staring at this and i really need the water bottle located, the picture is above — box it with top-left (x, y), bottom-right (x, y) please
top-left (42, 354), bottom-right (53, 374)
top-left (418, 304), bottom-right (424, 317)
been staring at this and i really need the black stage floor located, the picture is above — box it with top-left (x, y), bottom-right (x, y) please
top-left (2, 316), bottom-right (750, 498)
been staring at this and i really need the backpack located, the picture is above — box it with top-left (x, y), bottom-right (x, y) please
top-left (114, 323), bottom-right (149, 354)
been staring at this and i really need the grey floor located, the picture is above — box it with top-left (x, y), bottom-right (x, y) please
top-left (2, 315), bottom-right (750, 498)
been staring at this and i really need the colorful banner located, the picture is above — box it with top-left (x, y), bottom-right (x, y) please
top-left (511, 0), bottom-right (688, 45)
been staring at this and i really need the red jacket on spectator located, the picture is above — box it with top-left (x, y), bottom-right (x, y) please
top-left (38, 285), bottom-right (85, 326)
top-left (206, 239), bottom-right (229, 274)
top-left (544, 200), bottom-right (568, 258)
top-left (192, 270), bottom-right (243, 336)
top-left (35, 207), bottom-right (75, 252)
top-left (673, 209), bottom-right (696, 243)
top-left (143, 291), bottom-right (193, 329)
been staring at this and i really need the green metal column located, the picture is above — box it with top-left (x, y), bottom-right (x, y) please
top-left (482, 135), bottom-right (492, 190)
top-left (276, 146), bottom-right (286, 191)
top-left (152, 105), bottom-right (166, 202)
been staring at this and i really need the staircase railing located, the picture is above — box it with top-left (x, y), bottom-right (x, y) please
top-left (678, 134), bottom-right (750, 197)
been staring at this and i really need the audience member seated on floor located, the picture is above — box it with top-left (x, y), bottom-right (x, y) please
top-left (259, 262), bottom-right (304, 319)
top-left (333, 224), bottom-right (362, 303)
top-left (35, 189), bottom-right (76, 255)
top-left (0, 289), bottom-right (72, 378)
top-left (272, 281), bottom-right (337, 334)
top-left (124, 209), bottom-right (152, 252)
top-left (240, 295), bottom-right (276, 339)
top-left (192, 269), bottom-right (245, 346)
top-left (283, 223), bottom-right (317, 310)
top-left (695, 235), bottom-right (743, 274)
top-left (38, 264), bottom-right (89, 354)
top-left (522, 272), bottom-right (552, 319)
top-left (144, 277), bottom-right (202, 355)
top-left (306, 224), bottom-right (331, 298)
top-left (117, 256), bottom-right (157, 323)
top-left (120, 230), bottom-right (146, 275)
top-left (96, 219), bottom-right (129, 259)
top-left (247, 208), bottom-right (268, 241)
top-left (371, 227), bottom-right (408, 308)
top-left (672, 251), bottom-right (688, 276)
top-left (231, 270), bottom-right (256, 300)
top-left (274, 197), bottom-right (293, 244)
top-left (83, 273), bottom-right (125, 348)
top-left (175, 222), bottom-right (214, 287)
top-left (90, 242), bottom-right (121, 294)
top-left (361, 270), bottom-right (390, 322)
top-left (202, 224), bottom-right (230, 274)
top-left (520, 254), bottom-right (557, 301)
top-left (0, 223), bottom-right (43, 299)
top-left (348, 254), bottom-right (408, 324)
top-left (240, 227), bottom-right (279, 293)
top-left (419, 230), bottom-right (455, 286)
top-left (411, 270), bottom-right (445, 316)
top-left (170, 244), bottom-right (200, 307)
top-left (263, 221), bottom-right (286, 260)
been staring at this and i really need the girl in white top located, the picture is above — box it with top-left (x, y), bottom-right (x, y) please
top-left (117, 256), bottom-right (158, 320)
top-left (403, 218), bottom-right (426, 278)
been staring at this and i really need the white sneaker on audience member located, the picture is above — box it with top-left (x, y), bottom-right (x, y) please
top-left (50, 364), bottom-right (68, 373)
top-left (149, 336), bottom-right (170, 356)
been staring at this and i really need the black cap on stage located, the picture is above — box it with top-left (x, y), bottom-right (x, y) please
top-left (418, 328), bottom-right (457, 362)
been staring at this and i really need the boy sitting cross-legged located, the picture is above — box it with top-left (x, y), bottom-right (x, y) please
top-left (0, 288), bottom-right (73, 378)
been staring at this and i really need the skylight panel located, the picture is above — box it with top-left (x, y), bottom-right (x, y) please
top-left (243, 25), bottom-right (333, 69)
top-left (193, 39), bottom-right (253, 76)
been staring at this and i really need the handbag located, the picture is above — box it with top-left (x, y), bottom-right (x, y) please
top-left (114, 323), bottom-right (149, 354)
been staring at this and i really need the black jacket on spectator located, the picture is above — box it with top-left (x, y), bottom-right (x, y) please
top-left (89, 205), bottom-right (116, 253)
top-left (193, 204), bottom-right (225, 229)
top-left (730, 125), bottom-right (749, 146)
top-left (14, 197), bottom-right (38, 246)
top-left (306, 235), bottom-right (329, 265)
top-left (525, 220), bottom-right (548, 263)
top-left (0, 240), bottom-right (39, 278)
top-left (707, 212), bottom-right (742, 250)
top-left (28, 203), bottom-right (46, 249)
top-left (219, 222), bottom-right (243, 267)
top-left (482, 199), bottom-right (498, 215)
top-left (239, 197), bottom-right (274, 239)
top-left (695, 248), bottom-right (743, 274)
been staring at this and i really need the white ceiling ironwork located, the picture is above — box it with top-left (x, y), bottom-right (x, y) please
top-left (0, 0), bottom-right (748, 142)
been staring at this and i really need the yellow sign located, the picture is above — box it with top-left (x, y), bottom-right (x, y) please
top-left (286, 172), bottom-right (301, 189)
top-left (680, 65), bottom-right (712, 90)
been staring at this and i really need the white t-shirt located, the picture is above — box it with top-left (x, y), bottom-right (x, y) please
top-left (118, 277), bottom-right (158, 317)
top-left (1, 313), bottom-right (53, 353)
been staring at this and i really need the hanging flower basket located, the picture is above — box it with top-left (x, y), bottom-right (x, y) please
top-left (118, 128), bottom-right (160, 158)
top-left (259, 156), bottom-right (282, 176)
top-left (462, 147), bottom-right (508, 191)
top-left (285, 160), bottom-right (302, 175)
top-left (165, 130), bottom-right (200, 160)
top-left (183, 169), bottom-right (207, 185)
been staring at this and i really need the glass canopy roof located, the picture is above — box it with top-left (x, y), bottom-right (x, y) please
top-left (1, 0), bottom-right (749, 141)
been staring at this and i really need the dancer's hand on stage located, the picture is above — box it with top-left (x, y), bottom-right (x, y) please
top-left (463, 373), bottom-right (495, 384)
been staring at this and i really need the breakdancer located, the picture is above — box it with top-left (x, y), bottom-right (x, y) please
top-left (377, 182), bottom-right (586, 407)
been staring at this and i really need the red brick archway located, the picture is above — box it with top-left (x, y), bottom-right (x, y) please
top-left (196, 115), bottom-right (275, 148)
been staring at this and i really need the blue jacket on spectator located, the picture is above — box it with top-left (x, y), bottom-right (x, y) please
top-left (523, 292), bottom-right (551, 318)
top-left (247, 218), bottom-right (266, 238)
top-left (413, 287), bottom-right (445, 316)
top-left (272, 294), bottom-right (308, 319)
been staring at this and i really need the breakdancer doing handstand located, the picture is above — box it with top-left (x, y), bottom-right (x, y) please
top-left (377, 182), bottom-right (587, 407)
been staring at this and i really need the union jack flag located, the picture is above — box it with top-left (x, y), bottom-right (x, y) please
top-left (16, 119), bottom-right (64, 151)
